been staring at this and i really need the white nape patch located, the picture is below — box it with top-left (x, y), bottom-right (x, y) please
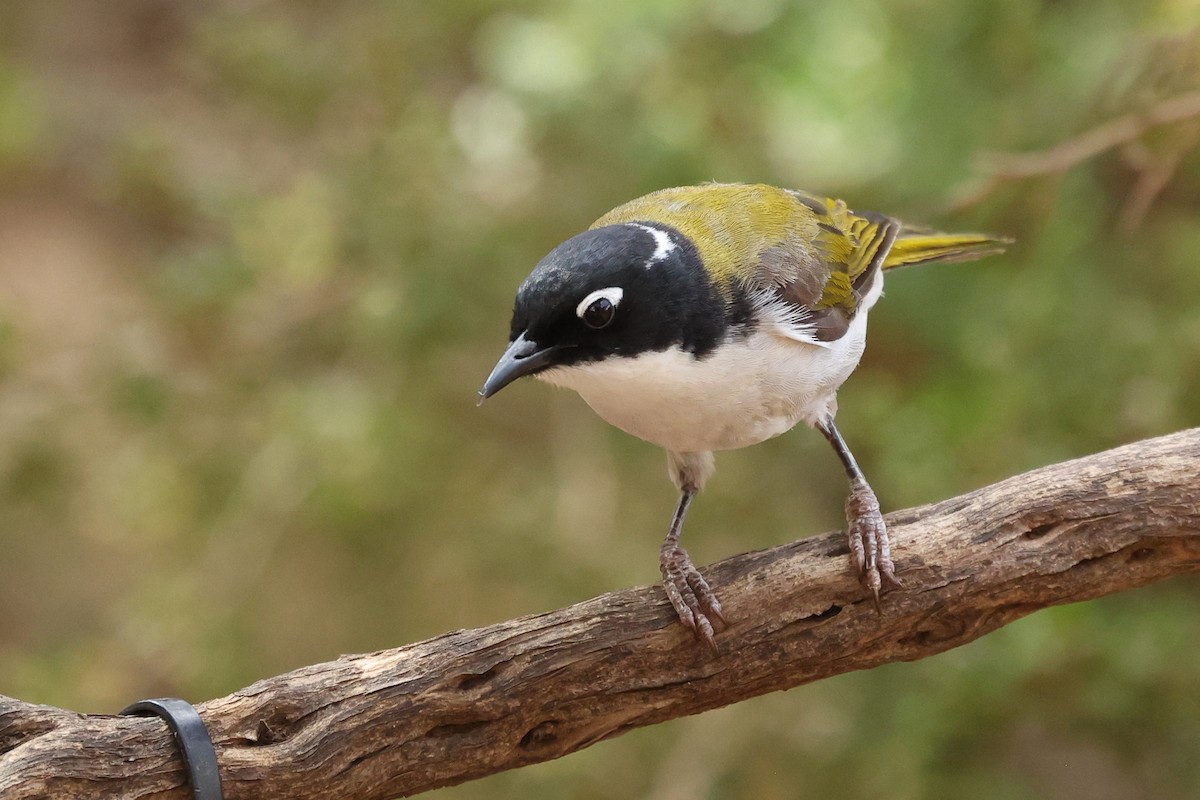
top-left (575, 286), bottom-right (624, 319)
top-left (629, 223), bottom-right (678, 267)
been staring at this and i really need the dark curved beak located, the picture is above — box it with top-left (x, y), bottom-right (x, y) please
top-left (479, 331), bottom-right (561, 401)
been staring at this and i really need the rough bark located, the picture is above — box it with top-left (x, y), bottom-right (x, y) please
top-left (3, 429), bottom-right (1199, 799)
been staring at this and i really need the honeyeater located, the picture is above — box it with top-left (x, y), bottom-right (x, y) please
top-left (480, 182), bottom-right (1007, 649)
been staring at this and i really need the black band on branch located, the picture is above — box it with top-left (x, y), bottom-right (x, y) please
top-left (121, 697), bottom-right (224, 800)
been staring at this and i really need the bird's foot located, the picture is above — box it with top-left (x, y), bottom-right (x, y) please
top-left (660, 544), bottom-right (725, 651)
top-left (846, 478), bottom-right (901, 611)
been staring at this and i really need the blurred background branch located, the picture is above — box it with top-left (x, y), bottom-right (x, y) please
top-left (948, 27), bottom-right (1200, 235)
top-left (948, 90), bottom-right (1200, 216)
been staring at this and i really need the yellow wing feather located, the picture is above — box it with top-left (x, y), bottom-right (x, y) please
top-left (883, 232), bottom-right (1010, 270)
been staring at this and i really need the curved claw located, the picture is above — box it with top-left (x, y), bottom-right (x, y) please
top-left (846, 479), bottom-right (899, 612)
top-left (661, 545), bottom-right (724, 652)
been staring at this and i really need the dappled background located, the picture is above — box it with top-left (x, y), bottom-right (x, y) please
top-left (2, 1), bottom-right (1199, 798)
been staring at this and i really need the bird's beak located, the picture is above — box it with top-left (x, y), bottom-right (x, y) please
top-left (479, 331), bottom-right (561, 401)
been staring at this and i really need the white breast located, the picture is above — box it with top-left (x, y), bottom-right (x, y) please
top-left (539, 276), bottom-right (882, 453)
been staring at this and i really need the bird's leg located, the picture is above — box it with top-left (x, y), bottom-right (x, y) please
top-left (659, 489), bottom-right (725, 650)
top-left (817, 418), bottom-right (901, 610)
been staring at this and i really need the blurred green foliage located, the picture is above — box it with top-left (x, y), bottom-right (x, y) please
top-left (2, 1), bottom-right (1199, 798)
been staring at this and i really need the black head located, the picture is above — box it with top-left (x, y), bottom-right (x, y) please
top-left (480, 222), bottom-right (728, 398)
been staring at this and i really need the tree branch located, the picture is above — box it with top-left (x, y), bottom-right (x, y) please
top-left (3, 430), bottom-right (1199, 799)
top-left (946, 89), bottom-right (1200, 212)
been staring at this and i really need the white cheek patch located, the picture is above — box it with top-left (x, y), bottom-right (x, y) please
top-left (629, 223), bottom-right (678, 267)
top-left (576, 286), bottom-right (624, 319)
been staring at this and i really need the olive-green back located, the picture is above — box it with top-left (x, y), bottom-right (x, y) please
top-left (592, 183), bottom-right (1007, 317)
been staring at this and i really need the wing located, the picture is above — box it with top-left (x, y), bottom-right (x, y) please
top-left (593, 183), bottom-right (1004, 345)
top-left (593, 184), bottom-right (898, 343)
top-left (756, 189), bottom-right (1006, 343)
top-left (759, 189), bottom-right (900, 343)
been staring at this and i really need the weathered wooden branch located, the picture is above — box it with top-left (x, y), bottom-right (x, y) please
top-left (3, 429), bottom-right (1199, 799)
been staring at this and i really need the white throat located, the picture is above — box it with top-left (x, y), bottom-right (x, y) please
top-left (539, 271), bottom-right (883, 453)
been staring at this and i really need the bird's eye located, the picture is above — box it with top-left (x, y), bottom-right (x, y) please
top-left (576, 287), bottom-right (623, 329)
top-left (582, 297), bottom-right (614, 328)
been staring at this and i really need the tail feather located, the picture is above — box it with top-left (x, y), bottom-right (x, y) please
top-left (882, 232), bottom-right (1011, 270)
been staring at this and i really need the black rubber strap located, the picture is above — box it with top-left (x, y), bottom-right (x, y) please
top-left (121, 697), bottom-right (224, 800)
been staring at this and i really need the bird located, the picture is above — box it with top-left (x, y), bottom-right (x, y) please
top-left (479, 182), bottom-right (1008, 649)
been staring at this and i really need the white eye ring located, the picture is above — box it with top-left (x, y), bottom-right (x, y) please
top-left (575, 287), bottom-right (624, 320)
